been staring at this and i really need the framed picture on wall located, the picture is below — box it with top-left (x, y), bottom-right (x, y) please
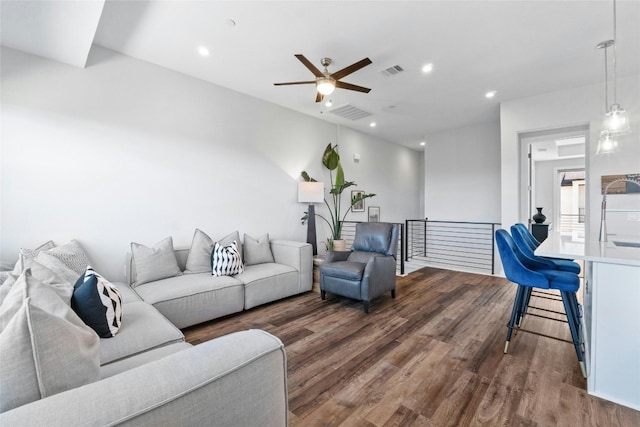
top-left (368, 206), bottom-right (380, 222)
top-left (351, 190), bottom-right (365, 212)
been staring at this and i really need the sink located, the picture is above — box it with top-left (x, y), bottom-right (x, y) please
top-left (612, 241), bottom-right (640, 248)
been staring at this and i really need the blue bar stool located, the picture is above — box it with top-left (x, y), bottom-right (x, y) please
top-left (495, 229), bottom-right (585, 377)
top-left (510, 224), bottom-right (582, 325)
top-left (512, 223), bottom-right (581, 274)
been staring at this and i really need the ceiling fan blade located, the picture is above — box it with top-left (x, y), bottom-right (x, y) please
top-left (315, 92), bottom-right (324, 103)
top-left (295, 54), bottom-right (324, 78)
top-left (335, 81), bottom-right (371, 93)
top-left (330, 58), bottom-right (372, 80)
top-left (274, 81), bottom-right (316, 86)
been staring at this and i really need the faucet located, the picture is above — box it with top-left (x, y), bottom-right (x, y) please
top-left (599, 177), bottom-right (640, 241)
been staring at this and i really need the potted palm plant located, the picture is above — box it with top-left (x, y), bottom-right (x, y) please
top-left (301, 143), bottom-right (375, 251)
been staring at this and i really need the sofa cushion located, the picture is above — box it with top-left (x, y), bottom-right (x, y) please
top-left (113, 282), bottom-right (142, 304)
top-left (11, 240), bottom-right (55, 275)
top-left (211, 240), bottom-right (244, 277)
top-left (99, 301), bottom-right (184, 366)
top-left (0, 271), bottom-right (100, 413)
top-left (100, 342), bottom-right (192, 379)
top-left (243, 233), bottom-right (275, 266)
top-left (72, 267), bottom-right (123, 338)
top-left (134, 273), bottom-right (245, 329)
top-left (239, 263), bottom-right (300, 309)
top-left (184, 229), bottom-right (241, 274)
top-left (130, 237), bottom-right (182, 287)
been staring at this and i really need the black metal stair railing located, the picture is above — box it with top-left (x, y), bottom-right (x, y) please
top-left (405, 219), bottom-right (500, 274)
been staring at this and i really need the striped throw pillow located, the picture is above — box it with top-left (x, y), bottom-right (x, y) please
top-left (211, 240), bottom-right (244, 277)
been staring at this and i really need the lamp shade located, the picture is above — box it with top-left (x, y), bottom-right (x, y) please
top-left (316, 78), bottom-right (335, 95)
top-left (298, 182), bottom-right (325, 203)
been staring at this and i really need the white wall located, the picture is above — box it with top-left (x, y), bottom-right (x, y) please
top-left (423, 121), bottom-right (501, 222)
top-left (0, 46), bottom-right (423, 279)
top-left (534, 158), bottom-right (584, 225)
top-left (500, 74), bottom-right (640, 237)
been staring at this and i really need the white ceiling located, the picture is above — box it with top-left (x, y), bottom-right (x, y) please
top-left (2, 1), bottom-right (639, 150)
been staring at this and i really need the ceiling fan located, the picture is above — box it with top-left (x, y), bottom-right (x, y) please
top-left (274, 54), bottom-right (372, 102)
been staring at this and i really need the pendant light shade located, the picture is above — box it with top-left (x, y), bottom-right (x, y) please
top-left (596, 130), bottom-right (619, 155)
top-left (602, 103), bottom-right (630, 134)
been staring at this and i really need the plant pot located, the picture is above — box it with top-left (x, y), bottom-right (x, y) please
top-left (532, 207), bottom-right (547, 224)
top-left (333, 239), bottom-right (347, 251)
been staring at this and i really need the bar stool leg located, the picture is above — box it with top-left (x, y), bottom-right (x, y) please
top-left (505, 285), bottom-right (526, 353)
top-left (561, 291), bottom-right (586, 378)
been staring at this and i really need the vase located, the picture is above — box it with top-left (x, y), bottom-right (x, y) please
top-left (532, 207), bottom-right (546, 224)
top-left (333, 239), bottom-right (347, 251)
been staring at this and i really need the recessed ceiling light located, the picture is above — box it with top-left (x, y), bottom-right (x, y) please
top-left (324, 100), bottom-right (333, 107)
top-left (420, 141), bottom-right (426, 146)
top-left (485, 90), bottom-right (497, 98)
top-left (369, 122), bottom-right (376, 128)
top-left (197, 46), bottom-right (210, 57)
top-left (422, 63), bottom-right (433, 73)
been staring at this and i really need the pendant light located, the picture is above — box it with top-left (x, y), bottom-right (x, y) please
top-left (600, 0), bottom-right (630, 136)
top-left (596, 39), bottom-right (619, 154)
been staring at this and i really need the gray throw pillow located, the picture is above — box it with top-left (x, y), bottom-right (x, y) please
top-left (130, 237), bottom-right (182, 287)
top-left (184, 229), bottom-right (241, 274)
top-left (0, 271), bottom-right (100, 412)
top-left (243, 233), bottom-right (274, 266)
top-left (45, 240), bottom-right (90, 275)
top-left (11, 240), bottom-right (56, 275)
top-left (34, 252), bottom-right (81, 285)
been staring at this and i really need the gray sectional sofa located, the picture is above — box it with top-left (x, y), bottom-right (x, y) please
top-left (127, 238), bottom-right (313, 328)
top-left (0, 234), bottom-right (312, 426)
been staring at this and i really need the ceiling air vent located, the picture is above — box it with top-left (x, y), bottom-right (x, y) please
top-left (381, 65), bottom-right (404, 77)
top-left (328, 104), bottom-right (372, 121)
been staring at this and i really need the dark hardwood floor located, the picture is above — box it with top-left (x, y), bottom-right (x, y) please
top-left (183, 267), bottom-right (640, 426)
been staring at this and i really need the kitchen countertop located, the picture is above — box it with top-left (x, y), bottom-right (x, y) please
top-left (536, 231), bottom-right (640, 266)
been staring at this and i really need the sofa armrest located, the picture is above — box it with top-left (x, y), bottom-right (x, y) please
top-left (270, 240), bottom-right (312, 292)
top-left (0, 330), bottom-right (288, 427)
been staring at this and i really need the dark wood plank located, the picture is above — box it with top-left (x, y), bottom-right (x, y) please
top-left (183, 267), bottom-right (640, 426)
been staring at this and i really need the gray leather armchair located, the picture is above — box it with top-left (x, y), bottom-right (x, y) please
top-left (320, 222), bottom-right (399, 313)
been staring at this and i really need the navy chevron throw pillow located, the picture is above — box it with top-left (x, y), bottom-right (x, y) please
top-left (72, 266), bottom-right (123, 338)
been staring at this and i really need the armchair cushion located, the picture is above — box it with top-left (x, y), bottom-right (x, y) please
top-left (321, 261), bottom-right (365, 281)
top-left (352, 223), bottom-right (394, 254)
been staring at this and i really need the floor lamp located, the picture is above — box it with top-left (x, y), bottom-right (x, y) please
top-left (298, 181), bottom-right (324, 255)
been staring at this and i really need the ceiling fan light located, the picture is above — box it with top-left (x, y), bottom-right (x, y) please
top-left (602, 104), bottom-right (630, 135)
top-left (596, 131), bottom-right (619, 155)
top-left (316, 78), bottom-right (335, 95)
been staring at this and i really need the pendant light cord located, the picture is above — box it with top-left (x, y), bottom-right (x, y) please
top-left (612, 0), bottom-right (618, 105)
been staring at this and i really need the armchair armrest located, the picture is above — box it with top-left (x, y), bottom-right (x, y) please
top-left (324, 251), bottom-right (351, 263)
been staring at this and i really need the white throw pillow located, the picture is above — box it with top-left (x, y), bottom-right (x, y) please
top-left (130, 237), bottom-right (182, 287)
top-left (211, 241), bottom-right (244, 277)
